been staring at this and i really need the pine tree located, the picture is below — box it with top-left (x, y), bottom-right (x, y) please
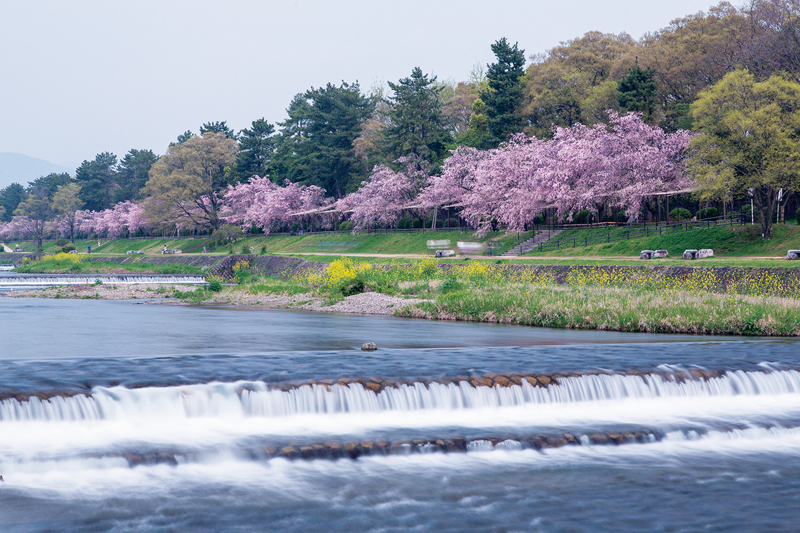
top-left (480, 38), bottom-right (526, 148)
top-left (386, 67), bottom-right (451, 167)
top-left (617, 61), bottom-right (657, 120)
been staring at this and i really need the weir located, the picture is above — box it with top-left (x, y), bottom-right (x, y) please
top-left (0, 273), bottom-right (206, 288)
top-left (3, 368), bottom-right (800, 422)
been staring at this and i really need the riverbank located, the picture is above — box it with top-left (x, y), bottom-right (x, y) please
top-left (5, 255), bottom-right (800, 335)
top-left (3, 283), bottom-right (431, 316)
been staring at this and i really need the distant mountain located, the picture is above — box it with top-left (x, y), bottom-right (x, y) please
top-left (0, 153), bottom-right (72, 190)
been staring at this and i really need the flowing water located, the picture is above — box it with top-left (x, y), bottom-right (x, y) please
top-left (0, 273), bottom-right (205, 291)
top-left (1, 297), bottom-right (800, 531)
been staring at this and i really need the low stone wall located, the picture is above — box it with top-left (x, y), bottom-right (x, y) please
top-left (88, 255), bottom-right (225, 269)
top-left (208, 255), bottom-right (324, 280)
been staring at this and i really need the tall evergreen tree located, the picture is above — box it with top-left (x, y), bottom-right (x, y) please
top-left (200, 121), bottom-right (237, 140)
top-left (233, 118), bottom-right (276, 181)
top-left (27, 172), bottom-right (73, 198)
top-left (480, 38), bottom-right (526, 147)
top-left (386, 67), bottom-right (451, 167)
top-left (175, 130), bottom-right (193, 144)
top-left (617, 61), bottom-right (657, 121)
top-left (116, 149), bottom-right (158, 203)
top-left (273, 82), bottom-right (375, 197)
top-left (75, 152), bottom-right (118, 211)
top-left (0, 183), bottom-right (25, 222)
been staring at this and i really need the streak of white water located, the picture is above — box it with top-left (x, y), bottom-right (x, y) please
top-left (4, 426), bottom-right (800, 497)
top-left (3, 369), bottom-right (800, 422)
top-left (0, 274), bottom-right (205, 286)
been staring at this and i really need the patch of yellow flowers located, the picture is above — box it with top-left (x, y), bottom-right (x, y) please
top-left (294, 258), bottom-right (800, 299)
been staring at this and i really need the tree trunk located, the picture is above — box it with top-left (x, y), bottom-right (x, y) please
top-left (754, 185), bottom-right (775, 239)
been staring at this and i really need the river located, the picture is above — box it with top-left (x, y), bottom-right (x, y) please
top-left (1, 297), bottom-right (799, 531)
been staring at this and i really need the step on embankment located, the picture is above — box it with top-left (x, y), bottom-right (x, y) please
top-left (503, 229), bottom-right (564, 257)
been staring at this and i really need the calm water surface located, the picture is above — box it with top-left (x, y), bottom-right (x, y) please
top-left (1, 297), bottom-right (799, 532)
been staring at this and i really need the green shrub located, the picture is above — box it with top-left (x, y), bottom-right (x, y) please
top-left (697, 207), bottom-right (719, 220)
top-left (55, 238), bottom-right (68, 247)
top-left (572, 210), bottom-right (594, 224)
top-left (341, 279), bottom-right (365, 296)
top-left (232, 260), bottom-right (253, 284)
top-left (207, 278), bottom-right (223, 292)
top-left (240, 245), bottom-right (252, 255)
top-left (339, 221), bottom-right (355, 231)
top-left (669, 207), bottom-right (693, 222)
top-left (260, 245), bottom-right (268, 254)
top-left (397, 217), bottom-right (414, 229)
top-left (210, 225), bottom-right (244, 246)
top-left (614, 211), bottom-right (629, 224)
top-left (440, 278), bottom-right (465, 294)
top-left (61, 243), bottom-right (76, 253)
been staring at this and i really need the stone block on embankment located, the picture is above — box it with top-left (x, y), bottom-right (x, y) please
top-left (697, 249), bottom-right (714, 259)
top-left (787, 250), bottom-right (800, 260)
top-left (653, 250), bottom-right (668, 258)
top-left (683, 249), bottom-right (698, 260)
top-left (640, 250), bottom-right (654, 259)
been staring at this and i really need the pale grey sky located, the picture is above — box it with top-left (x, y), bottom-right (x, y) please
top-left (1, 0), bottom-right (723, 171)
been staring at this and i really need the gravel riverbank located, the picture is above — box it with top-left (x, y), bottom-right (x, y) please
top-left (3, 284), bottom-right (431, 316)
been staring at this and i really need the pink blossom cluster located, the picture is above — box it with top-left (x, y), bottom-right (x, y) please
top-left (221, 177), bottom-right (330, 233)
top-left (77, 201), bottom-right (147, 238)
top-left (423, 112), bottom-right (694, 233)
top-left (336, 165), bottom-right (424, 231)
top-left (0, 216), bottom-right (49, 239)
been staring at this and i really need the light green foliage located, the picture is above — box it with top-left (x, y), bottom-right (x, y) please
top-left (144, 133), bottom-right (238, 231)
top-left (689, 70), bottom-right (800, 238)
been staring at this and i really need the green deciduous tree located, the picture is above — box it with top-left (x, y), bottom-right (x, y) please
top-left (689, 69), bottom-right (800, 238)
top-left (51, 182), bottom-right (84, 242)
top-left (76, 152), bottom-right (118, 211)
top-left (13, 181), bottom-right (53, 251)
top-left (144, 133), bottom-right (238, 231)
top-left (385, 67), bottom-right (451, 166)
top-left (524, 31), bottom-right (633, 137)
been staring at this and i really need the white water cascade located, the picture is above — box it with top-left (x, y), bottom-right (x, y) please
top-left (0, 274), bottom-right (205, 288)
top-left (3, 369), bottom-right (800, 423)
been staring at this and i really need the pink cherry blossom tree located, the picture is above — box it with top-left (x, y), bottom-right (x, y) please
top-left (75, 201), bottom-right (148, 238)
top-left (222, 176), bottom-right (331, 234)
top-left (420, 111), bottom-right (693, 234)
top-left (336, 164), bottom-right (425, 231)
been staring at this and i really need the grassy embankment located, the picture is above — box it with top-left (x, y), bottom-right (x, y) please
top-left (168, 256), bottom-right (800, 336)
top-left (4, 230), bottom-right (530, 258)
top-left (13, 252), bottom-right (206, 275)
top-left (524, 223), bottom-right (800, 259)
top-left (9, 224), bottom-right (800, 336)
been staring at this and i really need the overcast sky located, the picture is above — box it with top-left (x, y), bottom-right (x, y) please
top-left (1, 0), bottom-right (724, 171)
